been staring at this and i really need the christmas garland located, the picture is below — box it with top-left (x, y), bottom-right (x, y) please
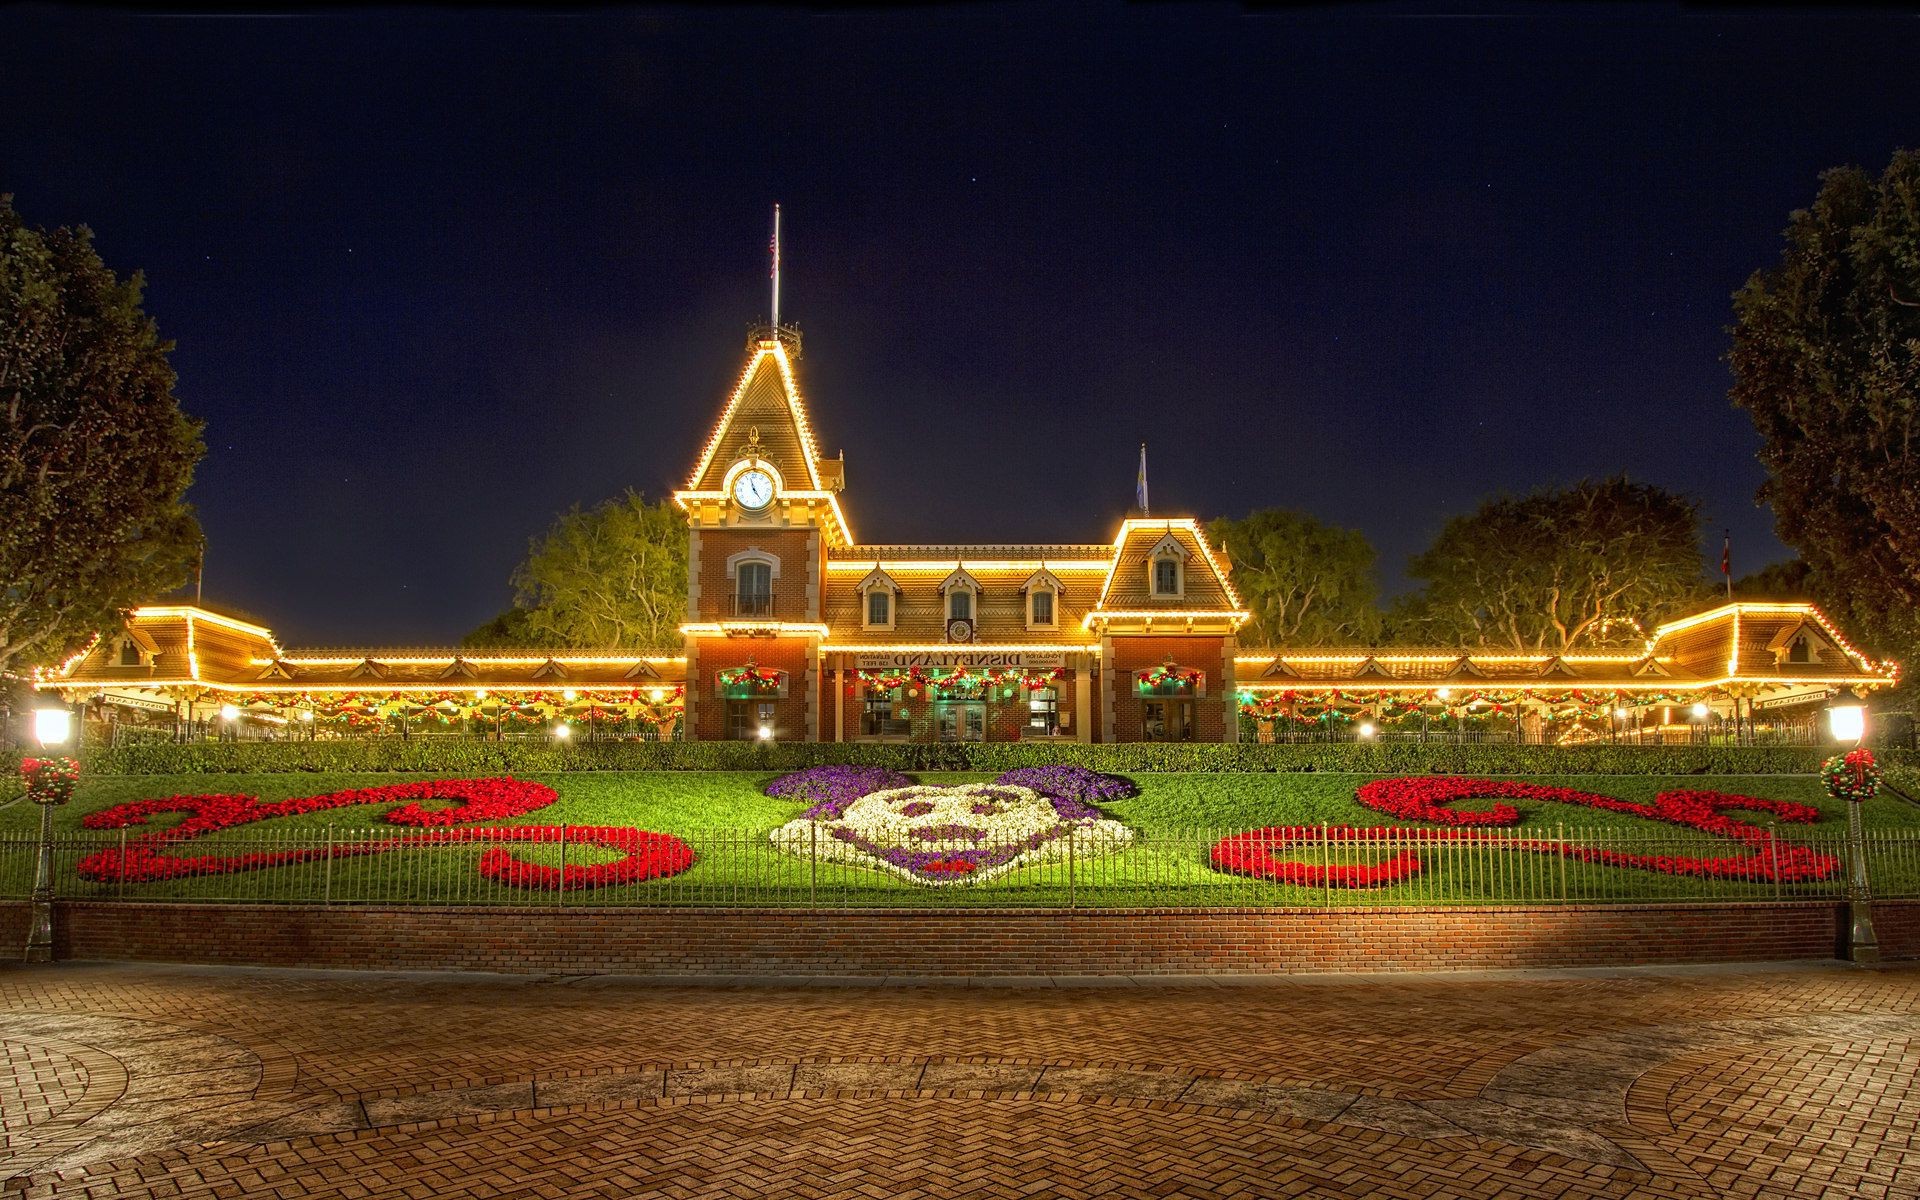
top-left (717, 664), bottom-right (785, 694)
top-left (1137, 664), bottom-right (1201, 692)
top-left (1822, 747), bottom-right (1880, 802)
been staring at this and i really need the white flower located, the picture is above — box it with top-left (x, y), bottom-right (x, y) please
top-left (771, 783), bottom-right (1133, 886)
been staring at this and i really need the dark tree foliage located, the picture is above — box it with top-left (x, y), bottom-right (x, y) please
top-left (1207, 509), bottom-right (1382, 647)
top-left (1729, 149), bottom-right (1920, 671)
top-left (0, 196), bottom-right (204, 675)
top-left (1393, 477), bottom-right (1707, 652)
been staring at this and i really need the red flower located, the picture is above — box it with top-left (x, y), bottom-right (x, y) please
top-left (1212, 777), bottom-right (1839, 888)
top-left (73, 778), bottom-right (695, 891)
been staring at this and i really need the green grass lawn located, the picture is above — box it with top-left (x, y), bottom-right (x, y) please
top-left (3, 770), bottom-right (1916, 907)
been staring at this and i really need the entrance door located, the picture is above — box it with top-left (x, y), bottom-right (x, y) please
top-left (936, 701), bottom-right (986, 743)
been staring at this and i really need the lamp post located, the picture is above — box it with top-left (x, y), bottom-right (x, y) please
top-left (1826, 702), bottom-right (1878, 964)
top-left (24, 707), bottom-right (76, 963)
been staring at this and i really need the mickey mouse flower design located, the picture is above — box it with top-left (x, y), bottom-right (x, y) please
top-left (771, 782), bottom-right (1132, 885)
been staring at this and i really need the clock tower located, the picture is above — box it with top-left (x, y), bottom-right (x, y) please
top-left (673, 327), bottom-right (848, 741)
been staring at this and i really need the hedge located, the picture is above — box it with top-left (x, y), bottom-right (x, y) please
top-left (73, 738), bottom-right (1919, 777)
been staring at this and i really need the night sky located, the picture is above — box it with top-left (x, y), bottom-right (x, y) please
top-left (3, 5), bottom-right (1917, 647)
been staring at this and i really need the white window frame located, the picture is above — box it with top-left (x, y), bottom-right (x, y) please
top-left (1147, 533), bottom-right (1188, 599)
top-left (857, 566), bottom-right (900, 632)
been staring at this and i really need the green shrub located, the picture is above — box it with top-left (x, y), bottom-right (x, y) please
top-left (79, 738), bottom-right (1917, 777)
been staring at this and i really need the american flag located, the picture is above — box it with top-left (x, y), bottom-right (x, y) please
top-left (770, 205), bottom-right (780, 278)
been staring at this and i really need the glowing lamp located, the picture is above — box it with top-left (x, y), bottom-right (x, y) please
top-left (1613, 707), bottom-right (1629, 720)
top-left (649, 688), bottom-right (665, 703)
top-left (32, 709), bottom-right (71, 748)
top-left (1690, 702), bottom-right (1709, 719)
top-left (220, 704), bottom-right (240, 722)
top-left (553, 723), bottom-right (572, 740)
top-left (1828, 703), bottom-right (1866, 744)
top-left (298, 710), bottom-right (314, 722)
top-left (475, 689), bottom-right (488, 700)
top-left (1357, 722), bottom-right (1377, 740)
top-left (757, 724), bottom-right (774, 741)
top-left (562, 689), bottom-right (577, 702)
top-left (1435, 688), bottom-right (1452, 701)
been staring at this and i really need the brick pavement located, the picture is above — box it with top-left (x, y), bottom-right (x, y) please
top-left (1, 962), bottom-right (1916, 1198)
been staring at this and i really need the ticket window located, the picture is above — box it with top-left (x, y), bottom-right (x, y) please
top-left (1026, 687), bottom-right (1060, 737)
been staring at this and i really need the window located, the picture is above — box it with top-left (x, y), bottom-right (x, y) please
top-left (861, 690), bottom-right (911, 738)
top-left (1026, 687), bottom-right (1060, 737)
top-left (1153, 559), bottom-right (1181, 597)
top-left (949, 590), bottom-right (972, 621)
top-left (1029, 590), bottom-right (1054, 627)
top-left (1788, 635), bottom-right (1810, 664)
top-left (119, 640), bottom-right (142, 667)
top-left (867, 590), bottom-right (890, 627)
top-left (726, 700), bottom-right (777, 741)
top-left (1142, 698), bottom-right (1194, 742)
top-left (736, 561), bottom-right (773, 616)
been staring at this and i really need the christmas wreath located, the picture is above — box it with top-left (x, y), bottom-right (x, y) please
top-left (1821, 747), bottom-right (1881, 802)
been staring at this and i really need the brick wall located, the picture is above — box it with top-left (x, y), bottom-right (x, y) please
top-left (11, 899), bottom-right (1912, 976)
top-left (827, 673), bottom-right (1076, 744)
top-left (693, 528), bottom-right (815, 622)
top-left (1109, 636), bottom-right (1227, 744)
top-left (692, 637), bottom-right (813, 742)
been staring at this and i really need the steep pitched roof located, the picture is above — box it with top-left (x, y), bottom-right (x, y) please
top-left (683, 339), bottom-right (830, 494)
top-left (1089, 518), bottom-right (1246, 628)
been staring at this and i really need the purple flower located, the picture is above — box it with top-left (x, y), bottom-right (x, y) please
top-left (994, 766), bottom-right (1137, 816)
top-left (766, 766), bottom-right (914, 820)
top-left (900, 800), bottom-right (936, 817)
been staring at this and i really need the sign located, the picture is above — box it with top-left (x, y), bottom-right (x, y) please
top-left (1754, 689), bottom-right (1833, 711)
top-left (102, 691), bottom-right (175, 713)
top-left (854, 651), bottom-right (1066, 670)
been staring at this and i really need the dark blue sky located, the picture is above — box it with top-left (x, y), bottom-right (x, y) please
top-left (3, 4), bottom-right (1916, 647)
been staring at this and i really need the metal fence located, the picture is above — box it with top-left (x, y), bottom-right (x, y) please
top-left (3, 825), bottom-right (1915, 910)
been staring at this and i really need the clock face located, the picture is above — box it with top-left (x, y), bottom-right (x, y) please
top-left (732, 469), bottom-right (775, 511)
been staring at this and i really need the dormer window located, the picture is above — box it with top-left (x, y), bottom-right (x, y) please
top-left (1766, 619), bottom-right (1830, 667)
top-left (1154, 559), bottom-right (1180, 596)
top-left (1146, 532), bottom-right (1189, 599)
top-left (856, 565), bottom-right (900, 632)
top-left (1023, 567), bottom-right (1063, 631)
top-left (939, 565), bottom-right (982, 630)
top-left (119, 639), bottom-right (142, 667)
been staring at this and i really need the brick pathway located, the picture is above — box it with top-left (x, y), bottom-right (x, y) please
top-left (1, 963), bottom-right (1916, 1198)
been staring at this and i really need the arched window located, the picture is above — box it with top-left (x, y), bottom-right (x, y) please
top-left (726, 548), bottom-right (781, 618)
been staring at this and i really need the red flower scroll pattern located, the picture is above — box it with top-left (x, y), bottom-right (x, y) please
top-left (74, 778), bottom-right (694, 891)
top-left (1211, 777), bottom-right (1839, 887)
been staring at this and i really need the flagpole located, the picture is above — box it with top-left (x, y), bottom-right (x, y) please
top-left (1722, 529), bottom-right (1732, 601)
top-left (770, 204), bottom-right (781, 334)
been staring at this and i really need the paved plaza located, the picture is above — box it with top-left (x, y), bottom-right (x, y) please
top-left (1, 961), bottom-right (1917, 1199)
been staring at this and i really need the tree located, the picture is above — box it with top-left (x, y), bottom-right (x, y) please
top-left (1207, 509), bottom-right (1382, 646)
top-left (1728, 149), bottom-right (1920, 670)
top-left (1731, 559), bottom-right (1817, 602)
top-left (464, 490), bottom-right (687, 650)
top-left (1393, 477), bottom-right (1707, 652)
top-left (0, 196), bottom-right (204, 676)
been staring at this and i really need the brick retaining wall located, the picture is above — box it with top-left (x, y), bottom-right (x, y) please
top-left (3, 899), bottom-right (1912, 975)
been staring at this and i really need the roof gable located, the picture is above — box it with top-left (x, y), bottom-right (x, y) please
top-left (685, 340), bottom-right (829, 494)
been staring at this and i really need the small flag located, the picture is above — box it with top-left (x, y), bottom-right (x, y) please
top-left (1720, 531), bottom-right (1731, 578)
top-left (1136, 443), bottom-right (1149, 514)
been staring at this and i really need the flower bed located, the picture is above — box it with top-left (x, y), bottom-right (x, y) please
top-left (1211, 776), bottom-right (1840, 887)
top-left (770, 781), bottom-right (1133, 886)
top-left (73, 778), bottom-right (694, 891)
